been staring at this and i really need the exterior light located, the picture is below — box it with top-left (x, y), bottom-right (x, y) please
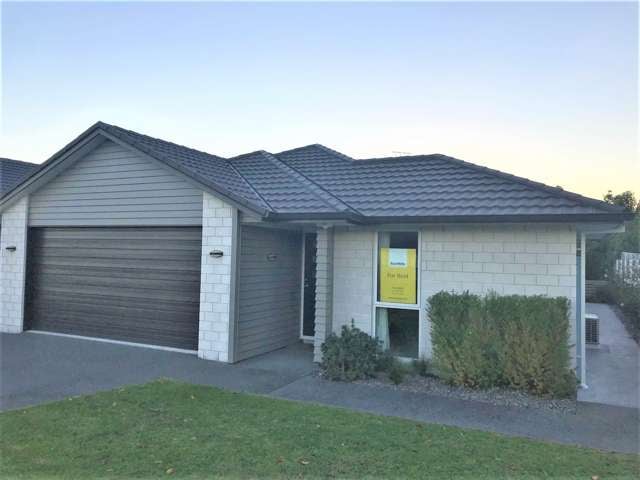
top-left (209, 250), bottom-right (224, 258)
top-left (5, 246), bottom-right (16, 252)
top-left (266, 253), bottom-right (277, 262)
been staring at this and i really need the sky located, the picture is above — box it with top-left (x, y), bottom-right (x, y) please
top-left (1, 1), bottom-right (638, 199)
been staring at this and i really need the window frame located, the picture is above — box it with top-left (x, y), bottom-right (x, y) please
top-left (372, 229), bottom-right (423, 359)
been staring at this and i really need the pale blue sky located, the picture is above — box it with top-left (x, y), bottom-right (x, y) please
top-left (1, 1), bottom-right (637, 197)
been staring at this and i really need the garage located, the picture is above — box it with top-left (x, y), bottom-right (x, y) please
top-left (235, 225), bottom-right (302, 361)
top-left (25, 227), bottom-right (202, 350)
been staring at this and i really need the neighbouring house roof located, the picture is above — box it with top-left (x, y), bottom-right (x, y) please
top-left (0, 158), bottom-right (39, 197)
top-left (0, 122), bottom-right (632, 223)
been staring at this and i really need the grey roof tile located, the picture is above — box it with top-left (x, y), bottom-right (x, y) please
top-left (97, 122), bottom-right (270, 213)
top-left (229, 150), bottom-right (351, 214)
top-left (275, 146), bottom-right (624, 219)
top-left (0, 158), bottom-right (38, 197)
top-left (1, 123), bottom-right (629, 223)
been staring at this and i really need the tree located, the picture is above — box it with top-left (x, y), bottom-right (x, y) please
top-left (586, 190), bottom-right (639, 279)
top-left (603, 190), bottom-right (639, 212)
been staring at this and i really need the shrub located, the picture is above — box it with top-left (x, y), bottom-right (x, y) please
top-left (412, 357), bottom-right (432, 377)
top-left (376, 350), bottom-right (395, 373)
top-left (429, 291), bottom-right (574, 397)
top-left (592, 284), bottom-right (617, 304)
top-left (610, 275), bottom-right (640, 342)
top-left (320, 323), bottom-right (382, 381)
top-left (388, 359), bottom-right (407, 385)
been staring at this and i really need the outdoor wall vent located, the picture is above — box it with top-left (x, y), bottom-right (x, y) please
top-left (266, 253), bottom-right (278, 262)
top-left (586, 313), bottom-right (600, 345)
top-left (5, 246), bottom-right (16, 252)
top-left (209, 250), bottom-right (224, 258)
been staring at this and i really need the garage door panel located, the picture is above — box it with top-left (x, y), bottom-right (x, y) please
top-left (32, 290), bottom-right (199, 315)
top-left (32, 227), bottom-right (201, 241)
top-left (30, 305), bottom-right (199, 332)
top-left (34, 264), bottom-right (200, 283)
top-left (29, 246), bottom-right (199, 261)
top-left (26, 227), bottom-right (202, 350)
top-left (30, 237), bottom-right (202, 251)
top-left (28, 256), bottom-right (201, 272)
top-left (33, 272), bottom-right (201, 298)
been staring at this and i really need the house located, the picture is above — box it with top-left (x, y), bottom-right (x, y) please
top-left (0, 157), bottom-right (38, 240)
top-left (0, 122), bottom-right (631, 384)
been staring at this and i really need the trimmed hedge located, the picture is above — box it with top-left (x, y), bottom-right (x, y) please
top-left (429, 292), bottom-right (575, 397)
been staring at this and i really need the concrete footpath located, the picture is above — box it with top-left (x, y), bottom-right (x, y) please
top-left (272, 375), bottom-right (639, 455)
top-left (578, 303), bottom-right (639, 409)
top-left (1, 332), bottom-right (638, 454)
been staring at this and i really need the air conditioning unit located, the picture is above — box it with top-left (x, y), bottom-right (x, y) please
top-left (586, 313), bottom-right (599, 345)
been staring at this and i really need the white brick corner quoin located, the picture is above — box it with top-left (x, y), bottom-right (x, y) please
top-left (0, 197), bottom-right (29, 333)
top-left (197, 192), bottom-right (235, 362)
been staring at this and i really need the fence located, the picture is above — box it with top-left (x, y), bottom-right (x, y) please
top-left (586, 280), bottom-right (608, 298)
top-left (615, 252), bottom-right (640, 286)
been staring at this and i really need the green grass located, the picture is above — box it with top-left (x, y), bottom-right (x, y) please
top-left (0, 380), bottom-right (637, 479)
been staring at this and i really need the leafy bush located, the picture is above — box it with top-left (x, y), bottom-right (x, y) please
top-left (412, 358), bottom-right (432, 377)
top-left (388, 359), bottom-right (407, 385)
top-left (610, 274), bottom-right (640, 342)
top-left (320, 323), bottom-right (382, 381)
top-left (588, 284), bottom-right (616, 304)
top-left (429, 292), bottom-right (575, 397)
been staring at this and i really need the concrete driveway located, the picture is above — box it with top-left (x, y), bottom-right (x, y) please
top-left (0, 332), bottom-right (315, 411)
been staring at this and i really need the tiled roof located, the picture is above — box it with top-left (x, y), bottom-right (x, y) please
top-left (229, 150), bottom-right (353, 215)
top-left (0, 158), bottom-right (38, 197)
top-left (98, 123), bottom-right (270, 213)
top-left (275, 145), bottom-right (623, 219)
top-left (1, 122), bottom-right (629, 223)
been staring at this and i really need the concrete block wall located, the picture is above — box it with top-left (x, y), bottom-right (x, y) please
top-left (327, 223), bottom-right (577, 362)
top-left (332, 226), bottom-right (375, 334)
top-left (198, 192), bottom-right (236, 362)
top-left (313, 227), bottom-right (335, 362)
top-left (0, 197), bottom-right (29, 333)
top-left (420, 224), bottom-right (577, 359)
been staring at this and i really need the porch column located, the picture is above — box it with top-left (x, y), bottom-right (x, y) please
top-left (197, 192), bottom-right (237, 362)
top-left (0, 197), bottom-right (29, 333)
top-left (313, 226), bottom-right (334, 362)
top-left (576, 232), bottom-right (587, 387)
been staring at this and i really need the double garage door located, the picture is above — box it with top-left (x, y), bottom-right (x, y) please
top-left (25, 227), bottom-right (202, 350)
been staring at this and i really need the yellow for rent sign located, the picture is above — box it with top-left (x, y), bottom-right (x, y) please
top-left (379, 248), bottom-right (417, 304)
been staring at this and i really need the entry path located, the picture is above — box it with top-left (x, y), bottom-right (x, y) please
top-left (578, 303), bottom-right (639, 409)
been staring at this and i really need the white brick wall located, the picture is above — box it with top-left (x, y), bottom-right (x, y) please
top-left (198, 192), bottom-right (235, 362)
top-left (327, 223), bottom-right (577, 363)
top-left (0, 197), bottom-right (29, 333)
top-left (332, 227), bottom-right (374, 334)
top-left (313, 227), bottom-right (334, 362)
top-left (420, 224), bottom-right (577, 360)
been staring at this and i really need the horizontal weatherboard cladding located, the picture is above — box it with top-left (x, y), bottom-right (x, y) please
top-left (236, 225), bottom-right (302, 361)
top-left (25, 227), bottom-right (202, 350)
top-left (28, 140), bottom-right (204, 226)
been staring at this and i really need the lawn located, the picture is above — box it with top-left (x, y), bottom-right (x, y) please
top-left (0, 380), bottom-right (637, 479)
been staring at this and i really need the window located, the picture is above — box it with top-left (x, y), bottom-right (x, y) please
top-left (374, 231), bottom-right (420, 359)
top-left (376, 308), bottom-right (419, 358)
top-left (376, 231), bottom-right (418, 305)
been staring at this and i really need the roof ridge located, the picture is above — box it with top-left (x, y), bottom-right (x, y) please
top-left (95, 123), bottom-right (269, 215)
top-left (432, 154), bottom-right (625, 214)
top-left (97, 122), bottom-right (227, 161)
top-left (226, 153), bottom-right (275, 212)
top-left (261, 150), bottom-right (361, 215)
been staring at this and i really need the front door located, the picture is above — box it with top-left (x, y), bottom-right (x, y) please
top-left (301, 232), bottom-right (317, 339)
